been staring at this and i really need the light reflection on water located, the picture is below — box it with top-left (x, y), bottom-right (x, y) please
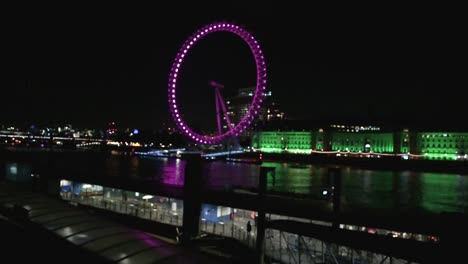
top-left (2, 154), bottom-right (468, 214)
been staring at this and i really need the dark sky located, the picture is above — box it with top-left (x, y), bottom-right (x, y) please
top-left (1, 4), bottom-right (465, 130)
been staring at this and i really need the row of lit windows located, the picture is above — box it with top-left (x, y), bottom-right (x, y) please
top-left (421, 144), bottom-right (467, 149)
top-left (420, 143), bottom-right (467, 148)
top-left (333, 138), bottom-right (393, 143)
top-left (260, 145), bottom-right (310, 149)
top-left (260, 140), bottom-right (282, 144)
top-left (259, 137), bottom-right (311, 141)
top-left (333, 142), bottom-right (393, 147)
top-left (260, 142), bottom-right (311, 146)
top-left (332, 141), bottom-right (393, 146)
top-left (334, 139), bottom-right (392, 142)
top-left (422, 150), bottom-right (466, 154)
top-left (331, 147), bottom-right (393, 152)
top-left (421, 138), bottom-right (466, 143)
top-left (425, 156), bottom-right (458, 160)
top-left (421, 134), bottom-right (468, 138)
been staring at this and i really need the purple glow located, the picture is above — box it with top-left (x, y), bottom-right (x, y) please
top-left (167, 22), bottom-right (267, 144)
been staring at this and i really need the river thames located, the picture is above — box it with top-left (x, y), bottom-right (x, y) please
top-left (2, 151), bottom-right (467, 215)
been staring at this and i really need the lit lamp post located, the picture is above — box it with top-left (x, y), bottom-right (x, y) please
top-left (142, 195), bottom-right (153, 217)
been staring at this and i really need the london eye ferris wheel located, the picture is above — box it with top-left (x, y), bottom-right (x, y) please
top-left (168, 22), bottom-right (267, 144)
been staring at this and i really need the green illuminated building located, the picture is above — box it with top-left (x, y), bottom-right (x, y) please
top-left (395, 130), bottom-right (411, 154)
top-left (251, 125), bottom-right (468, 161)
top-left (316, 129), bottom-right (326, 151)
top-left (417, 132), bottom-right (468, 160)
top-left (331, 132), bottom-right (394, 153)
top-left (252, 131), bottom-right (312, 154)
top-left (328, 125), bottom-right (394, 153)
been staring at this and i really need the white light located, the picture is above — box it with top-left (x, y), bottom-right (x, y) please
top-left (135, 192), bottom-right (139, 197)
top-left (142, 195), bottom-right (153, 200)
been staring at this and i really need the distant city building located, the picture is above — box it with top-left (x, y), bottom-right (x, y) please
top-left (265, 101), bottom-right (285, 122)
top-left (224, 87), bottom-right (285, 146)
top-left (226, 87), bottom-right (284, 128)
top-left (226, 87), bottom-right (261, 128)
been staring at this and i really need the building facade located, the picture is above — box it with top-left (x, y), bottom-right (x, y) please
top-left (417, 132), bottom-right (468, 160)
top-left (252, 125), bottom-right (468, 161)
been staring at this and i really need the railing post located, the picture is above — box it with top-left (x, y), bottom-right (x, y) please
top-left (181, 154), bottom-right (203, 245)
top-left (257, 166), bottom-right (275, 264)
top-left (329, 167), bottom-right (342, 229)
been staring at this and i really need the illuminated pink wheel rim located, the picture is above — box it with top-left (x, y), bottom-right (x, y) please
top-left (168, 22), bottom-right (267, 144)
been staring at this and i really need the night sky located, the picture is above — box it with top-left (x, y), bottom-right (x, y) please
top-left (1, 4), bottom-right (465, 130)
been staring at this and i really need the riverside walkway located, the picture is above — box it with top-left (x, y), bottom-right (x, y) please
top-left (0, 182), bottom-right (243, 264)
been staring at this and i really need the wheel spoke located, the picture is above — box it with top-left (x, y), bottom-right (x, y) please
top-left (215, 89), bottom-right (234, 130)
top-left (215, 87), bottom-right (222, 135)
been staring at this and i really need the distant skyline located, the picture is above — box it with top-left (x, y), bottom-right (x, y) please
top-left (1, 5), bottom-right (465, 130)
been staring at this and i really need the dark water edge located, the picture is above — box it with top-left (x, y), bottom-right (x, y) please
top-left (262, 152), bottom-right (468, 174)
